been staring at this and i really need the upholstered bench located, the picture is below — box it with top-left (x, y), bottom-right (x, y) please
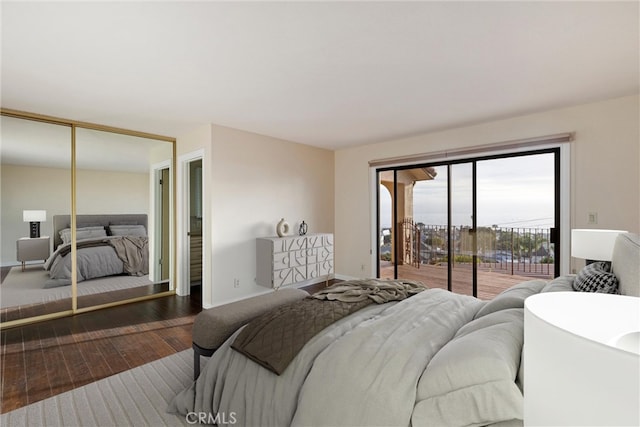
top-left (192, 287), bottom-right (309, 379)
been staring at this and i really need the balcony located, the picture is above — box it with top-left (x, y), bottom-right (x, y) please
top-left (380, 224), bottom-right (555, 300)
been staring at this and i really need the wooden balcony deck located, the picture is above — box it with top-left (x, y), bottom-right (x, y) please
top-left (380, 262), bottom-right (552, 300)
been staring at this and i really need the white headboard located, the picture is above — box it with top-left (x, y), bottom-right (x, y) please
top-left (611, 233), bottom-right (640, 297)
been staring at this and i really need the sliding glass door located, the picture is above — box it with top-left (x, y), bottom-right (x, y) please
top-left (377, 149), bottom-right (559, 299)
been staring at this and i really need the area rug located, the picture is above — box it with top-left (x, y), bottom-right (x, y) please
top-left (0, 266), bottom-right (154, 308)
top-left (0, 350), bottom-right (199, 427)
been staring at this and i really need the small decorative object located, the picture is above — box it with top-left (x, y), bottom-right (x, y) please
top-left (276, 218), bottom-right (290, 237)
top-left (299, 220), bottom-right (308, 236)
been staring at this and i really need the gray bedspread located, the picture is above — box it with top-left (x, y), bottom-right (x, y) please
top-left (44, 236), bottom-right (149, 287)
top-left (169, 288), bottom-right (500, 426)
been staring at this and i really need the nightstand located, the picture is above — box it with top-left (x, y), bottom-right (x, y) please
top-left (17, 236), bottom-right (50, 271)
top-left (524, 292), bottom-right (639, 426)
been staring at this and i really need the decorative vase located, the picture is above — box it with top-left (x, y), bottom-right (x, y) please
top-left (299, 221), bottom-right (308, 236)
top-left (276, 218), bottom-right (290, 237)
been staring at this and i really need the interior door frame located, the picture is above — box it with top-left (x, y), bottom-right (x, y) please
top-left (371, 142), bottom-right (571, 286)
top-left (151, 160), bottom-right (172, 283)
top-left (177, 149), bottom-right (205, 296)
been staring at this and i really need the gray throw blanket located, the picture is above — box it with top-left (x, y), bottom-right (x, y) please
top-left (106, 236), bottom-right (149, 276)
top-left (231, 279), bottom-right (428, 375)
top-left (311, 278), bottom-right (427, 303)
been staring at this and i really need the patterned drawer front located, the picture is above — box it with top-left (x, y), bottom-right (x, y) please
top-left (273, 250), bottom-right (306, 270)
top-left (307, 246), bottom-right (333, 264)
top-left (274, 266), bottom-right (307, 287)
top-left (308, 260), bottom-right (334, 279)
top-left (324, 234), bottom-right (334, 247)
top-left (307, 234), bottom-right (333, 249)
top-left (273, 236), bottom-right (307, 253)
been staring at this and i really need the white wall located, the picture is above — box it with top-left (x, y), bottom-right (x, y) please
top-left (0, 164), bottom-right (148, 265)
top-left (334, 94), bottom-right (640, 278)
top-left (76, 168), bottom-right (149, 214)
top-left (176, 124), bottom-right (334, 307)
top-left (1, 164), bottom-right (70, 265)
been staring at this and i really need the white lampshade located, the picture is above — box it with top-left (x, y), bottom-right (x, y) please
top-left (23, 210), bottom-right (47, 222)
top-left (571, 229), bottom-right (626, 261)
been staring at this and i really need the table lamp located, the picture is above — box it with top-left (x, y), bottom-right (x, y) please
top-left (23, 210), bottom-right (46, 238)
top-left (571, 228), bottom-right (627, 264)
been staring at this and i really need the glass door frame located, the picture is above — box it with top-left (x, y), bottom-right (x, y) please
top-left (376, 147), bottom-right (562, 297)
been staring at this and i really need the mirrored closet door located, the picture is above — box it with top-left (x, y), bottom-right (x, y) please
top-left (0, 110), bottom-right (176, 327)
top-left (1, 115), bottom-right (72, 323)
top-left (74, 127), bottom-right (174, 310)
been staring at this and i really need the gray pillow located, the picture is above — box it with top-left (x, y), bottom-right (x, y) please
top-left (108, 224), bottom-right (147, 236)
top-left (541, 275), bottom-right (575, 293)
top-left (573, 261), bottom-right (619, 294)
top-left (59, 226), bottom-right (106, 244)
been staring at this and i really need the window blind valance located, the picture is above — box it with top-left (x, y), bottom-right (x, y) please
top-left (368, 133), bottom-right (573, 168)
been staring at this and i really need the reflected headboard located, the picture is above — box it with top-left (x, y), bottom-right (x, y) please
top-left (52, 214), bottom-right (148, 249)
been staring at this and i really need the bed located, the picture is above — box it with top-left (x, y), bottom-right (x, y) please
top-left (169, 232), bottom-right (640, 427)
top-left (43, 214), bottom-right (149, 288)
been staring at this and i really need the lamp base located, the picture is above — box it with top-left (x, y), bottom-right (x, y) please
top-left (29, 222), bottom-right (40, 238)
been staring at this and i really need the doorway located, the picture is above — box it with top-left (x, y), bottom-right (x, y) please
top-left (188, 159), bottom-right (203, 288)
top-left (153, 163), bottom-right (172, 283)
top-left (377, 149), bottom-right (560, 299)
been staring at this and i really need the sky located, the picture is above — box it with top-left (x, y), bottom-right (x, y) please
top-left (379, 153), bottom-right (555, 230)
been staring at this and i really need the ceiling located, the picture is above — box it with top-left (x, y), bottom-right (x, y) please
top-left (1, 1), bottom-right (638, 150)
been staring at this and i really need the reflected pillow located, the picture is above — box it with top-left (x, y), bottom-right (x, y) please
top-left (59, 226), bottom-right (106, 245)
top-left (108, 224), bottom-right (147, 236)
top-left (573, 261), bottom-right (619, 294)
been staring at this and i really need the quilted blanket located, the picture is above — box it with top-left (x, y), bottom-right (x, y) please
top-left (231, 298), bottom-right (371, 374)
top-left (231, 279), bottom-right (427, 375)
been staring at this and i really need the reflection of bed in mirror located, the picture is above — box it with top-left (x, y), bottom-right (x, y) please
top-left (46, 214), bottom-right (150, 287)
top-left (0, 214), bottom-right (168, 315)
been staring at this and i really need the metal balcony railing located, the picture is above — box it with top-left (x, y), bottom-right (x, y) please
top-left (386, 222), bottom-right (554, 278)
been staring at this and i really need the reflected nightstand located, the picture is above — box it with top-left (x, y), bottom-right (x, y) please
top-left (17, 236), bottom-right (50, 271)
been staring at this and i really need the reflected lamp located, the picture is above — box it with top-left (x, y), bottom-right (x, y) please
top-left (23, 210), bottom-right (46, 238)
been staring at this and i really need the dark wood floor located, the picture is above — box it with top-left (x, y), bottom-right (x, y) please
top-left (1, 287), bottom-right (202, 414)
top-left (0, 280), bottom-right (330, 414)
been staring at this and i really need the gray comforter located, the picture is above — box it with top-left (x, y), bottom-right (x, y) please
top-left (44, 236), bottom-right (149, 287)
top-left (169, 287), bottom-right (529, 426)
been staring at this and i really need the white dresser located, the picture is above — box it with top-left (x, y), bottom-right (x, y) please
top-left (256, 233), bottom-right (334, 288)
